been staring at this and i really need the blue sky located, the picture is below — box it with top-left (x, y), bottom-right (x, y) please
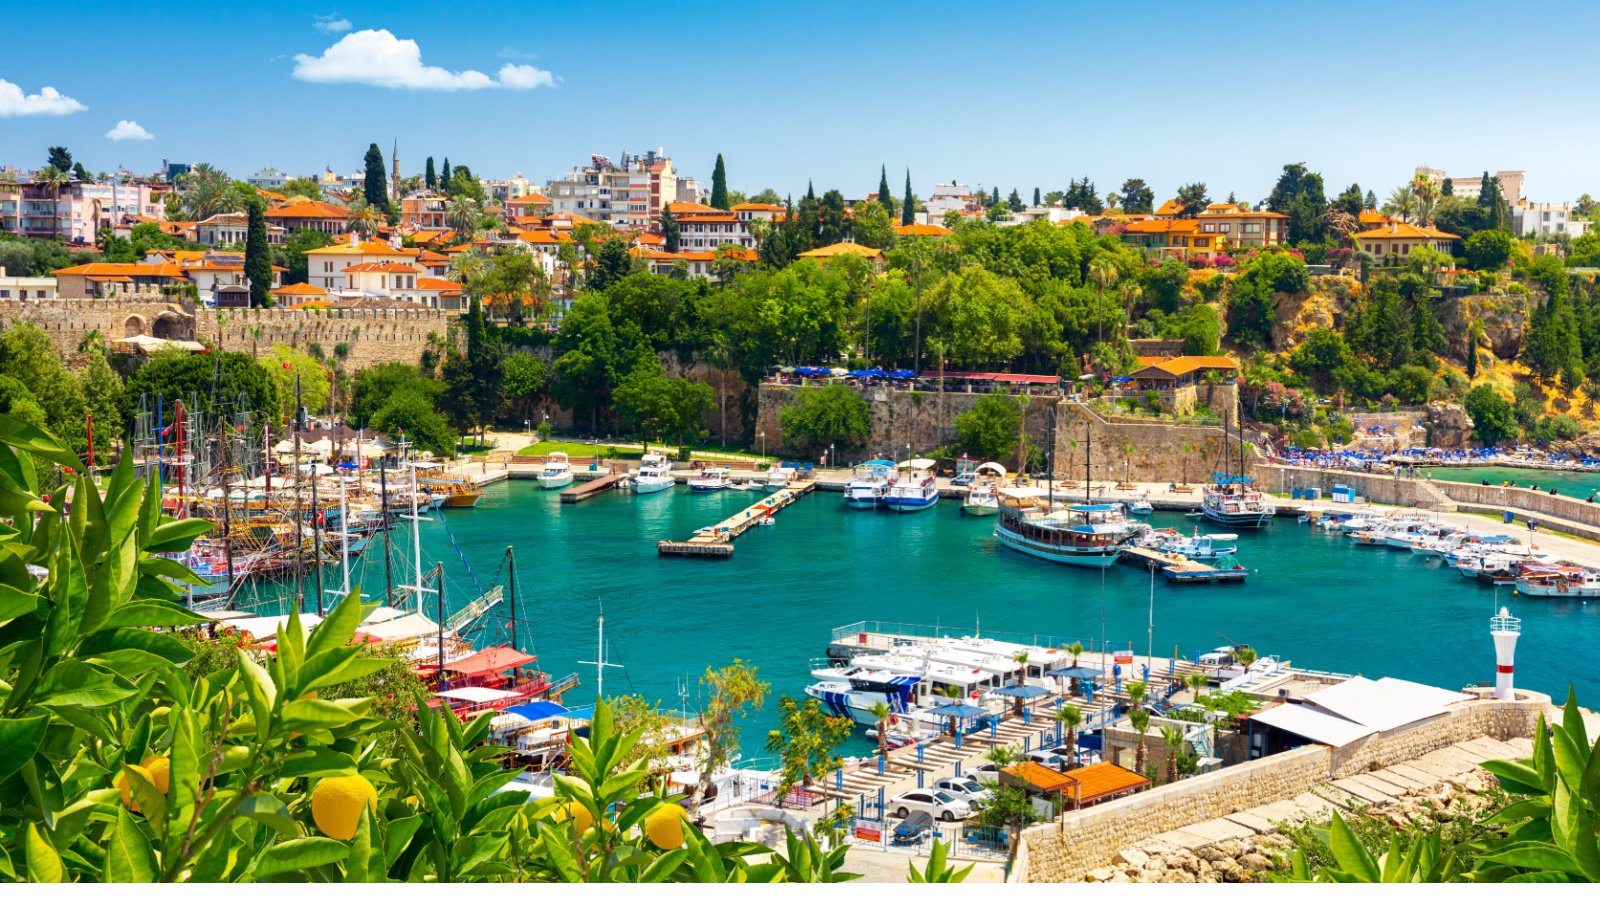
top-left (3, 0), bottom-right (1597, 205)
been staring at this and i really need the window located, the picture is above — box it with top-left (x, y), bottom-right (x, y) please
top-left (1243, 223), bottom-right (1261, 234)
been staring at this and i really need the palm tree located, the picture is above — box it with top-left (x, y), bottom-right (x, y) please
top-left (34, 165), bottom-right (71, 243)
top-left (1185, 671), bottom-right (1208, 701)
top-left (1410, 173), bottom-right (1441, 227)
top-left (1129, 707), bottom-right (1152, 775)
top-left (1087, 257), bottom-right (1116, 347)
top-left (1055, 704), bottom-right (1083, 770)
top-left (1125, 679), bottom-right (1147, 710)
top-left (983, 743), bottom-right (1019, 771)
top-left (869, 700), bottom-right (893, 763)
top-left (1234, 647), bottom-right (1258, 671)
top-left (1010, 652), bottom-right (1029, 717)
top-left (1118, 283), bottom-right (1143, 342)
top-left (1382, 184), bottom-right (1416, 223)
top-left (1061, 641), bottom-right (1086, 696)
top-left (446, 197), bottom-right (481, 242)
top-left (346, 200), bottom-right (378, 237)
top-left (1160, 725), bottom-right (1186, 785)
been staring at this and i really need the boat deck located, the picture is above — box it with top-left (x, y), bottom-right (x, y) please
top-left (1119, 546), bottom-right (1248, 584)
top-left (658, 481), bottom-right (816, 558)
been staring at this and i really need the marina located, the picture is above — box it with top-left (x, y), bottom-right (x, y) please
top-left (657, 480), bottom-right (816, 557)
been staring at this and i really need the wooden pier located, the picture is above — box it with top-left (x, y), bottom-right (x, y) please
top-left (559, 470), bottom-right (625, 504)
top-left (658, 481), bottom-right (816, 558)
top-left (1119, 545), bottom-right (1248, 585)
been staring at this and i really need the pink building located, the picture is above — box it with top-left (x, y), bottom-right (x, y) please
top-left (1, 180), bottom-right (165, 244)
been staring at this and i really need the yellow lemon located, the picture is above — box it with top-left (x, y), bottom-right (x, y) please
top-left (644, 804), bottom-right (688, 849)
top-left (115, 756), bottom-right (171, 812)
top-left (311, 774), bottom-right (378, 840)
top-left (562, 800), bottom-right (594, 834)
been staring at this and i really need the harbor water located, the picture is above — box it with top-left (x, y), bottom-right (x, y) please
top-left (272, 480), bottom-right (1600, 747)
top-left (1428, 465), bottom-right (1600, 497)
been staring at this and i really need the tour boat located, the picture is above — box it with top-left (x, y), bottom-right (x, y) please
top-left (994, 489), bottom-right (1133, 568)
top-left (1515, 567), bottom-right (1600, 598)
top-left (631, 453), bottom-right (675, 494)
top-left (883, 458), bottom-right (940, 513)
top-left (1148, 529), bottom-right (1238, 561)
top-left (688, 466), bottom-right (733, 492)
top-left (960, 462), bottom-right (1006, 517)
top-left (804, 663), bottom-right (921, 724)
top-left (844, 460), bottom-right (894, 509)
top-left (1201, 475), bottom-right (1273, 528)
top-left (765, 465), bottom-right (797, 493)
top-left (537, 452), bottom-right (574, 490)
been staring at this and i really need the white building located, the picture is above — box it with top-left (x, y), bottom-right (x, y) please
top-left (544, 149), bottom-right (688, 228)
top-left (923, 183), bottom-right (978, 222)
top-left (247, 167), bottom-right (290, 189)
top-left (0, 266), bottom-right (57, 300)
top-left (197, 212), bottom-right (285, 247)
top-left (1416, 166), bottom-right (1525, 206)
top-left (1513, 202), bottom-right (1589, 239)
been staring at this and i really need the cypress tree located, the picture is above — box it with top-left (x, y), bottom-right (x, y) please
top-left (441, 158), bottom-right (452, 193)
top-left (1441, 177), bottom-right (1453, 197)
top-left (362, 143), bottom-right (390, 211)
top-left (878, 165), bottom-right (894, 217)
top-left (902, 171), bottom-right (914, 226)
top-left (806, 180), bottom-right (815, 202)
top-left (244, 199), bottom-right (271, 308)
top-left (1033, 187), bottom-right (1041, 207)
top-left (1364, 190), bottom-right (1377, 210)
top-left (658, 207), bottom-right (680, 252)
top-left (991, 186), bottom-right (1000, 206)
top-left (710, 153), bottom-right (729, 209)
top-left (1466, 320), bottom-right (1479, 379)
top-left (1477, 171), bottom-right (1494, 208)
top-left (425, 156), bottom-right (436, 190)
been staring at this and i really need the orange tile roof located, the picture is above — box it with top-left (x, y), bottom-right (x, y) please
top-left (1058, 762), bottom-right (1150, 804)
top-left (506, 193), bottom-right (551, 205)
top-left (633, 232), bottom-right (666, 245)
top-left (797, 241), bottom-right (884, 259)
top-left (1138, 355), bottom-right (1239, 377)
top-left (679, 214), bottom-right (739, 224)
top-left (517, 229), bottom-right (570, 246)
top-left (306, 240), bottom-right (420, 257)
top-left (345, 262), bottom-right (420, 273)
top-left (894, 223), bottom-right (952, 237)
top-left (732, 202), bottom-right (786, 212)
top-left (54, 262), bottom-right (185, 277)
top-left (668, 201), bottom-right (722, 215)
top-left (1154, 199), bottom-right (1184, 216)
top-left (418, 277), bottom-right (462, 293)
top-left (417, 249), bottom-right (450, 263)
top-left (1004, 762), bottom-right (1075, 793)
top-left (273, 283), bottom-right (328, 295)
top-left (264, 200), bottom-right (351, 219)
top-left (1122, 219), bottom-right (1200, 235)
top-left (1197, 206), bottom-right (1288, 219)
top-left (1358, 210), bottom-right (1394, 225)
top-left (1350, 222), bottom-right (1458, 240)
top-left (258, 190), bottom-right (287, 202)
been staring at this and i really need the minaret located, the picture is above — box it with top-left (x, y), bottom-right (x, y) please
top-left (1490, 606), bottom-right (1520, 700)
top-left (391, 139), bottom-right (400, 201)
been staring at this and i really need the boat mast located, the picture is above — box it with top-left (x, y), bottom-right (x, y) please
top-left (219, 411), bottom-right (235, 606)
top-left (409, 435), bottom-right (423, 612)
top-left (578, 613), bottom-right (622, 702)
top-left (292, 374), bottom-right (304, 613)
top-left (506, 545), bottom-right (518, 651)
top-left (1084, 416), bottom-right (1092, 505)
top-left (311, 452), bottom-right (324, 615)
top-left (434, 561), bottom-right (445, 683)
top-left (379, 457), bottom-right (394, 604)
top-left (1046, 402), bottom-right (1055, 508)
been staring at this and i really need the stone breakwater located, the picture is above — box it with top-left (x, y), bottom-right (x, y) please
top-left (1080, 737), bottom-right (1521, 883)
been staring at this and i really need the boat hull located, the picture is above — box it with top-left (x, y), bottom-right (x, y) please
top-left (631, 477), bottom-right (673, 494)
top-left (538, 473), bottom-right (574, 490)
top-left (1201, 508), bottom-right (1271, 529)
top-left (883, 493), bottom-right (939, 513)
top-left (995, 526), bottom-right (1123, 568)
top-left (440, 492), bottom-right (483, 508)
top-left (961, 503), bottom-right (1000, 517)
top-left (1516, 582), bottom-right (1600, 598)
top-left (689, 483), bottom-right (728, 493)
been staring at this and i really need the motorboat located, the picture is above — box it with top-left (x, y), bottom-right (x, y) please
top-left (631, 453), bottom-right (675, 494)
top-left (960, 462), bottom-right (1006, 517)
top-left (1201, 475), bottom-right (1273, 528)
top-left (537, 452), bottom-right (575, 490)
top-left (883, 458), bottom-right (940, 513)
top-left (804, 663), bottom-right (922, 725)
top-left (1147, 529), bottom-right (1238, 560)
top-left (765, 465), bottom-right (797, 493)
top-left (687, 466), bottom-right (733, 492)
top-left (1127, 496), bottom-right (1154, 516)
top-left (1515, 566), bottom-right (1600, 598)
top-left (844, 460), bottom-right (894, 509)
top-left (994, 488), bottom-right (1134, 568)
top-left (1386, 523), bottom-right (1452, 550)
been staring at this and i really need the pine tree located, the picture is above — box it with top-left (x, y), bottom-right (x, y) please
top-left (245, 199), bottom-right (272, 308)
top-left (441, 158), bottom-right (452, 193)
top-left (991, 186), bottom-right (1000, 206)
top-left (1441, 177), bottom-right (1453, 197)
top-left (362, 143), bottom-right (390, 212)
top-left (878, 165), bottom-right (894, 217)
top-left (46, 146), bottom-right (72, 171)
top-left (425, 156), bottom-right (436, 190)
top-left (902, 171), bottom-right (914, 226)
top-left (658, 207), bottom-right (681, 252)
top-left (1007, 188), bottom-right (1023, 210)
top-left (1033, 187), bottom-right (1041, 207)
top-left (1466, 320), bottom-right (1480, 379)
top-left (1411, 294), bottom-right (1447, 361)
top-left (1364, 190), bottom-right (1378, 210)
top-left (806, 180), bottom-right (815, 202)
top-left (711, 153), bottom-right (729, 209)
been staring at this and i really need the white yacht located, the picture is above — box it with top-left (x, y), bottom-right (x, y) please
top-left (765, 465), bottom-right (797, 493)
top-left (884, 459), bottom-right (940, 513)
top-left (631, 453), bottom-right (675, 494)
top-left (844, 460), bottom-right (894, 509)
top-left (960, 462), bottom-right (1006, 517)
top-left (804, 663), bottom-right (922, 724)
top-left (688, 466), bottom-right (732, 492)
top-left (537, 452), bottom-right (574, 490)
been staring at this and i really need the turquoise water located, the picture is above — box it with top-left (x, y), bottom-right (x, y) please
top-left (1429, 465), bottom-right (1600, 497)
top-left (286, 480), bottom-right (1600, 747)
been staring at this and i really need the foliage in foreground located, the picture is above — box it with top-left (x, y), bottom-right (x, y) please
top-left (1279, 689), bottom-right (1600, 883)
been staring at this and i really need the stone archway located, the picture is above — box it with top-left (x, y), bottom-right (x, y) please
top-left (123, 315), bottom-right (148, 338)
top-left (152, 312), bottom-right (184, 339)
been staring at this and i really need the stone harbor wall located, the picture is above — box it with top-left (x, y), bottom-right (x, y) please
top-left (1019, 690), bottom-right (1546, 882)
top-left (0, 295), bottom-right (195, 356)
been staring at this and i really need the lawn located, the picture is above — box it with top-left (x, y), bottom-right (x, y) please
top-left (515, 440), bottom-right (646, 460)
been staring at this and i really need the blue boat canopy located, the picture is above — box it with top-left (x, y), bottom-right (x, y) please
top-left (502, 700), bottom-right (569, 722)
top-left (1068, 504), bottom-right (1119, 512)
top-left (1210, 473), bottom-right (1255, 485)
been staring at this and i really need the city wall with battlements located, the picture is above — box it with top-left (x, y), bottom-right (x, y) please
top-left (0, 293), bottom-right (455, 369)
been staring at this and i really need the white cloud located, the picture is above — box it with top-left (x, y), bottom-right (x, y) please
top-left (314, 13), bottom-right (352, 34)
top-left (0, 78), bottom-right (87, 117)
top-left (105, 119), bottom-right (153, 141)
top-left (292, 29), bottom-right (554, 91)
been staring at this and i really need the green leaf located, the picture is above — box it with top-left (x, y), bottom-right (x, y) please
top-left (1562, 686), bottom-right (1588, 752)
top-left (136, 555), bottom-right (211, 586)
top-left (168, 707), bottom-right (202, 841)
top-left (38, 659), bottom-right (137, 708)
top-left (1327, 813), bottom-right (1380, 881)
top-left (236, 650), bottom-right (277, 743)
top-left (105, 808), bottom-right (157, 882)
top-left (279, 749), bottom-right (360, 778)
top-left (305, 593), bottom-right (368, 661)
top-left (236, 794), bottom-right (300, 837)
top-left (1483, 842), bottom-right (1586, 875)
top-left (99, 599), bottom-right (210, 630)
top-left (0, 414), bottom-right (84, 469)
top-left (381, 814), bottom-right (422, 870)
top-left (24, 822), bottom-right (64, 883)
top-left (281, 698), bottom-right (368, 733)
top-left (0, 581), bottom-right (40, 627)
top-left (0, 714), bottom-right (48, 781)
top-left (253, 837), bottom-right (350, 879)
top-left (1483, 759), bottom-right (1545, 794)
top-left (144, 518), bottom-right (212, 554)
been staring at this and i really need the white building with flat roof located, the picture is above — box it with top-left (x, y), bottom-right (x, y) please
top-left (1513, 202), bottom-right (1589, 238)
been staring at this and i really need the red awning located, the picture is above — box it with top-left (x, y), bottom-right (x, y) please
top-left (443, 645), bottom-right (537, 677)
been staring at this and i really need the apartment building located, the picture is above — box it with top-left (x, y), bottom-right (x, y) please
top-left (545, 149), bottom-right (688, 227)
top-left (0, 180), bottom-right (165, 243)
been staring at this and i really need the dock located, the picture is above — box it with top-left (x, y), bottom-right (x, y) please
top-left (559, 469), bottom-right (626, 504)
top-left (1119, 545), bottom-right (1248, 585)
top-left (658, 481), bottom-right (816, 558)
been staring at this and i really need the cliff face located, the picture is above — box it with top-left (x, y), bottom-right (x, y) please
top-left (1440, 292), bottom-right (1533, 362)
top-left (1425, 401), bottom-right (1474, 449)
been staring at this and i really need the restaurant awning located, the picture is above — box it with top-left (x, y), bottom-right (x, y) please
top-left (502, 700), bottom-right (568, 723)
top-left (1003, 761), bottom-right (1076, 793)
top-left (1062, 761), bottom-right (1151, 804)
top-left (445, 646), bottom-right (538, 677)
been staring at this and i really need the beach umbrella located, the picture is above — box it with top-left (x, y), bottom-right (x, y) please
top-left (829, 367), bottom-right (848, 376)
top-left (922, 703), bottom-right (988, 719)
top-left (1045, 665), bottom-right (1103, 679)
top-left (780, 366), bottom-right (796, 373)
top-left (867, 367), bottom-right (888, 377)
top-left (990, 684), bottom-right (1050, 699)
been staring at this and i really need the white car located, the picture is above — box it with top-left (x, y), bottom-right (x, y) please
top-left (968, 763), bottom-right (1002, 786)
top-left (1043, 745), bottom-right (1103, 768)
top-left (933, 776), bottom-right (992, 807)
top-left (890, 789), bottom-right (973, 822)
top-left (1026, 749), bottom-right (1070, 771)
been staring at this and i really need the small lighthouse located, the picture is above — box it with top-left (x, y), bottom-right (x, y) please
top-left (1490, 606), bottom-right (1520, 700)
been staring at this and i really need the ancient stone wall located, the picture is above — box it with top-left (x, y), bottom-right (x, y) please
top-left (1022, 691), bottom-right (1547, 882)
top-left (0, 294), bottom-right (194, 356)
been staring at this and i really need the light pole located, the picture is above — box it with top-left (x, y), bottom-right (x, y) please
top-left (829, 443), bottom-right (836, 469)
top-left (524, 419), bottom-right (530, 436)
top-left (759, 431), bottom-right (766, 458)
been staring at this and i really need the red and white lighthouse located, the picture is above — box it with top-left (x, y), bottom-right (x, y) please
top-left (1490, 606), bottom-right (1520, 701)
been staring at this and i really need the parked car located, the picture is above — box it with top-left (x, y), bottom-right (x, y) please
top-left (969, 762), bottom-right (1002, 786)
top-left (1043, 745), bottom-right (1103, 767)
top-left (933, 775), bottom-right (992, 808)
top-left (890, 789), bottom-right (973, 822)
top-left (891, 810), bottom-right (935, 845)
top-left (1026, 749), bottom-right (1070, 771)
